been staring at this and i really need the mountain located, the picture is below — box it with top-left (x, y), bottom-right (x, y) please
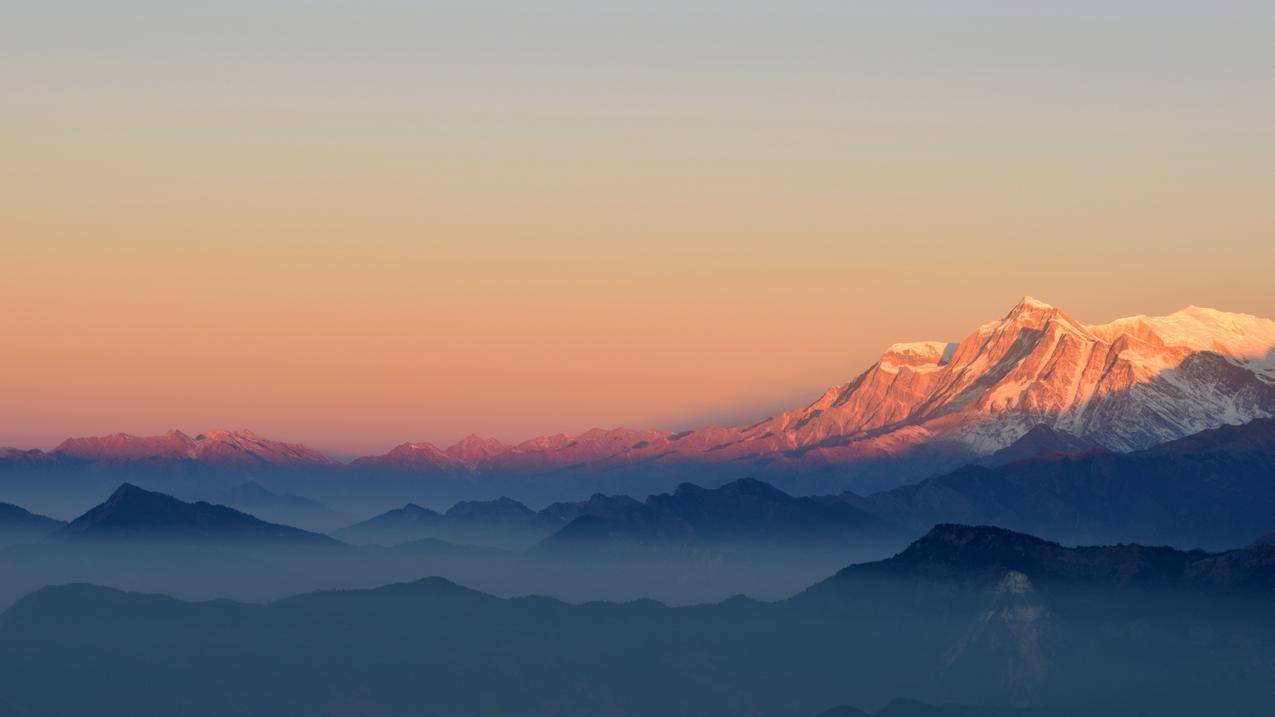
top-left (0, 447), bottom-right (71, 469)
top-left (0, 501), bottom-right (64, 547)
top-left (802, 524), bottom-right (1275, 594)
top-left (196, 480), bottom-right (350, 532)
top-left (54, 429), bottom-right (334, 468)
top-left (4, 526), bottom-right (1275, 716)
top-left (333, 502), bottom-right (444, 544)
top-left (346, 298), bottom-right (1275, 494)
top-left (51, 483), bottom-right (338, 545)
top-left (5, 298), bottom-right (1274, 502)
top-left (853, 417), bottom-right (1275, 550)
top-left (334, 496), bottom-right (539, 549)
top-left (334, 493), bottom-right (648, 550)
top-left (531, 492), bottom-right (644, 531)
top-left (535, 477), bottom-right (905, 555)
top-left (975, 425), bottom-right (1101, 468)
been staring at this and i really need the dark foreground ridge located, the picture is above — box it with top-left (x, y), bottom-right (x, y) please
top-left (3, 524), bottom-right (1274, 716)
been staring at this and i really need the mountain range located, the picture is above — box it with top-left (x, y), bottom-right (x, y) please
top-left (0, 478), bottom-right (900, 608)
top-left (3, 523), bottom-right (1272, 716)
top-left (337, 478), bottom-right (904, 553)
top-left (4, 298), bottom-right (1274, 505)
top-left (535, 477), bottom-right (904, 555)
top-left (853, 416), bottom-right (1275, 550)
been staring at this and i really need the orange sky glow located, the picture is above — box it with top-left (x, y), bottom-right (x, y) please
top-left (4, 2), bottom-right (1273, 456)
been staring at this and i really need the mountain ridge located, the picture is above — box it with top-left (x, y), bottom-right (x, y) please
top-left (6, 525), bottom-right (1275, 716)
top-left (52, 483), bottom-right (339, 546)
top-left (6, 298), bottom-right (1275, 496)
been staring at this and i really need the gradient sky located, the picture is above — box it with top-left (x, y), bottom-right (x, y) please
top-left (4, 1), bottom-right (1274, 456)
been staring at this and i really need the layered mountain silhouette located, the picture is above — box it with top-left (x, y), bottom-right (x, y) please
top-left (334, 496), bottom-right (540, 549)
top-left (51, 483), bottom-right (338, 546)
top-left (5, 298), bottom-right (1273, 500)
top-left (0, 501), bottom-right (64, 547)
top-left (338, 478), bottom-right (905, 553)
top-left (196, 480), bottom-right (349, 532)
top-left (801, 524), bottom-right (1275, 597)
top-left (535, 477), bottom-right (905, 554)
top-left (852, 417), bottom-right (1275, 549)
top-left (3, 524), bottom-right (1273, 716)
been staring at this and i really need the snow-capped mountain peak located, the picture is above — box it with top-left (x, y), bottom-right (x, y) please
top-left (23, 298), bottom-right (1275, 494)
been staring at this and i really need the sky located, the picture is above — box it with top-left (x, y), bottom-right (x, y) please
top-left (3, 1), bottom-right (1274, 456)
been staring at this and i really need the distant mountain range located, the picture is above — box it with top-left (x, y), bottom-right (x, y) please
top-left (52, 428), bottom-right (334, 468)
top-left (534, 477), bottom-right (904, 555)
top-left (338, 416), bottom-right (1275, 553)
top-left (4, 298), bottom-right (1274, 503)
top-left (196, 480), bottom-right (351, 533)
top-left (7, 413), bottom-right (1275, 559)
top-left (1, 480), bottom-right (901, 607)
top-left (3, 523), bottom-right (1272, 716)
top-left (337, 478), bottom-right (905, 552)
top-left (334, 496), bottom-right (545, 549)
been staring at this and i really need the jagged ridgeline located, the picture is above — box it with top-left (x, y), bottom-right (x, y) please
top-left (4, 298), bottom-right (1274, 511)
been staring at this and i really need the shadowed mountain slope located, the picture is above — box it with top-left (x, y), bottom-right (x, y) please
top-left (974, 425), bottom-right (1101, 468)
top-left (534, 477), bottom-right (906, 554)
top-left (52, 483), bottom-right (339, 546)
top-left (333, 496), bottom-right (540, 549)
top-left (0, 501), bottom-right (65, 547)
top-left (853, 417), bottom-right (1275, 549)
